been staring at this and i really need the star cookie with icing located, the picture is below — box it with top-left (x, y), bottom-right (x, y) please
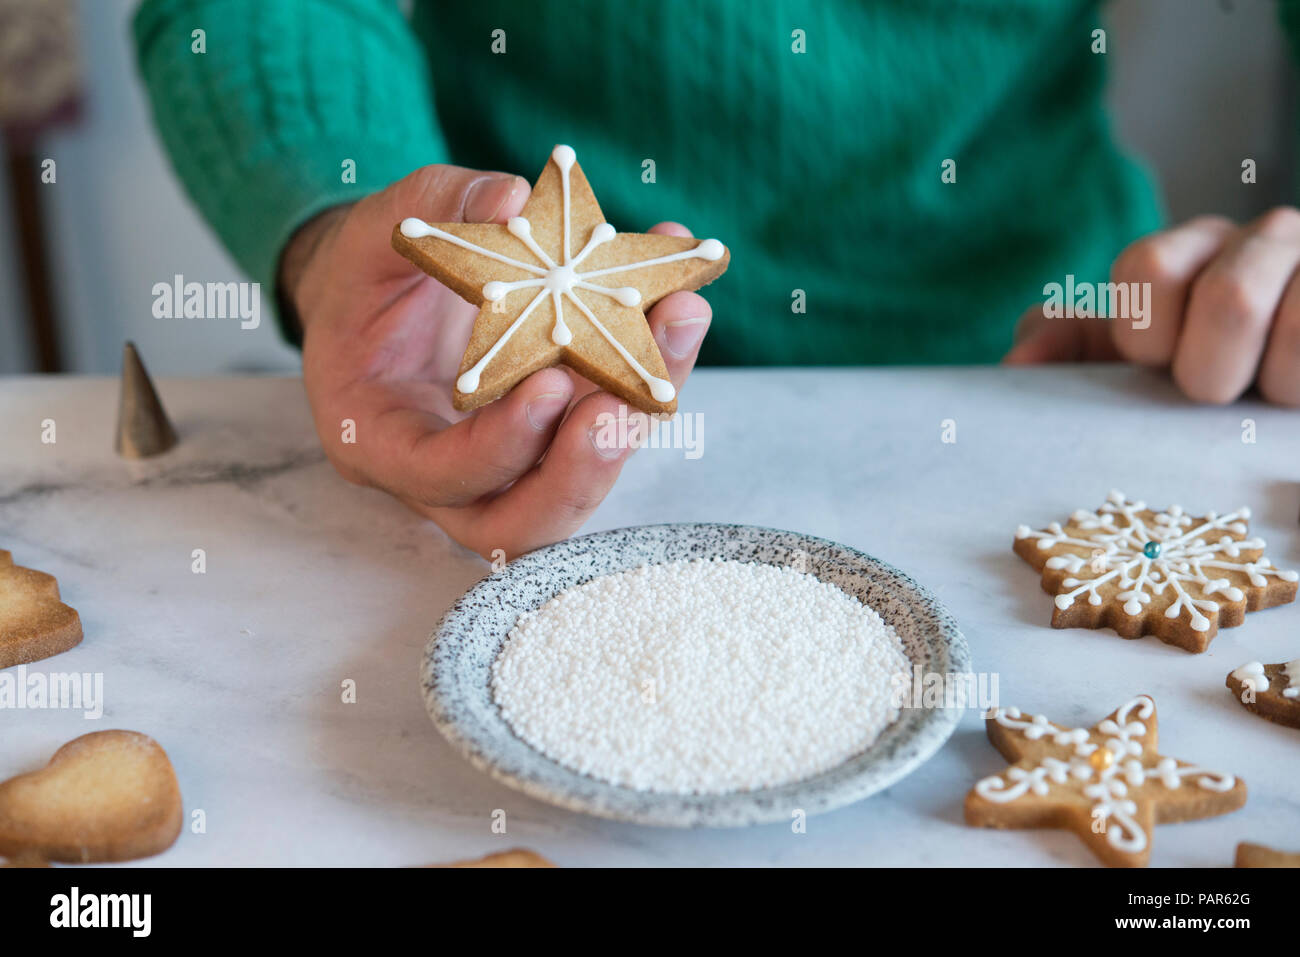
top-left (1014, 490), bottom-right (1298, 652)
top-left (966, 695), bottom-right (1245, 868)
top-left (392, 145), bottom-right (729, 415)
top-left (1226, 659), bottom-right (1300, 729)
top-left (0, 550), bottom-right (83, 669)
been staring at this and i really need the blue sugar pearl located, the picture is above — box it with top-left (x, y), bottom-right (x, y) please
top-left (1143, 541), bottom-right (1162, 560)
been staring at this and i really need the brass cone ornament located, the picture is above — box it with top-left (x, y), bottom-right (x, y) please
top-left (115, 342), bottom-right (177, 458)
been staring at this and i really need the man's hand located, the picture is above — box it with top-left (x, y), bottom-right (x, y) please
top-left (281, 164), bottom-right (713, 559)
top-left (1005, 208), bottom-right (1300, 406)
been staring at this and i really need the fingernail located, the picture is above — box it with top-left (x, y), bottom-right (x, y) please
top-left (663, 316), bottom-right (711, 358)
top-left (525, 392), bottom-right (568, 432)
top-left (464, 174), bottom-right (519, 223)
top-left (588, 423), bottom-right (630, 460)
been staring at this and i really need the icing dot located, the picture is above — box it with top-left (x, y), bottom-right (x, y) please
top-left (508, 217), bottom-right (532, 238)
top-left (456, 369), bottom-right (480, 394)
top-left (483, 281), bottom-right (508, 302)
top-left (545, 265), bottom-right (576, 295)
top-left (591, 222), bottom-right (616, 244)
top-left (400, 217), bottom-right (432, 238)
top-left (552, 144), bottom-right (576, 170)
top-left (695, 238), bottom-right (725, 260)
top-left (648, 377), bottom-right (676, 402)
top-left (552, 323), bottom-right (572, 346)
top-left (610, 286), bottom-right (642, 307)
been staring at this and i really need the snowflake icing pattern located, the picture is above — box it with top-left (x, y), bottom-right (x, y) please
top-left (399, 145), bottom-right (725, 406)
top-left (970, 696), bottom-right (1240, 865)
top-left (1014, 490), bottom-right (1298, 650)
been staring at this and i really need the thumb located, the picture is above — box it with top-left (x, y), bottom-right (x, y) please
top-left (378, 164), bottom-right (529, 226)
top-left (352, 164), bottom-right (530, 279)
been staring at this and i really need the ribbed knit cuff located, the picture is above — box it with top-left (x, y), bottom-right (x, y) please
top-left (132, 0), bottom-right (448, 346)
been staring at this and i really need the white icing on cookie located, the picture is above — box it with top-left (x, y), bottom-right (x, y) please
top-left (1230, 661), bottom-right (1268, 694)
top-left (401, 145), bottom-right (727, 403)
top-left (1019, 490), bottom-right (1298, 633)
top-left (975, 695), bottom-right (1234, 854)
top-left (1283, 658), bottom-right (1300, 699)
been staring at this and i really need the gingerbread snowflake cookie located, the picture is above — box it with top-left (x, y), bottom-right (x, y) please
top-left (1226, 659), bottom-right (1300, 730)
top-left (966, 695), bottom-right (1245, 868)
top-left (1014, 490), bottom-right (1297, 652)
top-left (393, 145), bottom-right (729, 415)
top-left (0, 549), bottom-right (83, 669)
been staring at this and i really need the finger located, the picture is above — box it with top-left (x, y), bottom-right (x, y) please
top-left (430, 390), bottom-right (636, 558)
top-left (1258, 267), bottom-right (1300, 406)
top-left (1110, 216), bottom-right (1234, 365)
top-left (1173, 207), bottom-right (1300, 403)
top-left (353, 366), bottom-right (575, 508)
top-left (644, 221), bottom-right (711, 380)
top-left (1003, 305), bottom-right (1118, 363)
top-left (648, 221), bottom-right (692, 238)
top-left (351, 165), bottom-right (531, 282)
top-left (648, 291), bottom-right (712, 385)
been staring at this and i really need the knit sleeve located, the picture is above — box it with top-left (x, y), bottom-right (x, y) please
top-left (132, 0), bottom-right (448, 335)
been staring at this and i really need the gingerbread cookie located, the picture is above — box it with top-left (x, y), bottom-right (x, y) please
top-left (966, 695), bottom-right (1245, 867)
top-left (0, 549), bottom-right (83, 669)
top-left (393, 145), bottom-right (729, 415)
top-left (1014, 490), bottom-right (1297, 652)
top-left (430, 848), bottom-right (556, 868)
top-left (1226, 660), bottom-right (1300, 729)
top-left (1235, 842), bottom-right (1300, 867)
top-left (0, 730), bottom-right (183, 863)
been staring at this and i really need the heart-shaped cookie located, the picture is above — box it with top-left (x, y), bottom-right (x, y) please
top-left (0, 549), bottom-right (83, 668)
top-left (0, 730), bottom-right (182, 863)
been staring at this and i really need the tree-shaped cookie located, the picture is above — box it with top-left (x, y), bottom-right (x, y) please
top-left (1014, 490), bottom-right (1297, 652)
top-left (0, 549), bottom-right (83, 668)
top-left (966, 695), bottom-right (1245, 867)
top-left (393, 144), bottom-right (729, 415)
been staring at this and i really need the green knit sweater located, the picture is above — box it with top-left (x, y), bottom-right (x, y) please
top-left (134, 0), bottom-right (1166, 365)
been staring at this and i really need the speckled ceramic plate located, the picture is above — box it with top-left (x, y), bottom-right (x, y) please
top-left (421, 523), bottom-right (970, 827)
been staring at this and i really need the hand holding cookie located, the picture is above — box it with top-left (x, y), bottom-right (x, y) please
top-left (1004, 208), bottom-right (1300, 406)
top-left (283, 161), bottom-right (715, 560)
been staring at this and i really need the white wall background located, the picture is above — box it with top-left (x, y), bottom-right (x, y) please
top-left (1, 0), bottom-right (302, 376)
top-left (0, 0), bottom-right (1294, 375)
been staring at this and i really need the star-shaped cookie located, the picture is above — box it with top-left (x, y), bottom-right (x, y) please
top-left (1014, 490), bottom-right (1298, 652)
top-left (392, 145), bottom-right (730, 415)
top-left (1226, 659), bottom-right (1300, 729)
top-left (965, 695), bottom-right (1245, 867)
top-left (0, 550), bottom-right (83, 669)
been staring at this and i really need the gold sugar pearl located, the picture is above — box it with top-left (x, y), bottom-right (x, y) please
top-left (1089, 747), bottom-right (1114, 771)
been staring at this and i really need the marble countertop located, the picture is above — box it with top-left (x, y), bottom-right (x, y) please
top-left (1, 366), bottom-right (1296, 867)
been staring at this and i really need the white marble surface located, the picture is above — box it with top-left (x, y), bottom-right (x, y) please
top-left (0, 366), bottom-right (1296, 867)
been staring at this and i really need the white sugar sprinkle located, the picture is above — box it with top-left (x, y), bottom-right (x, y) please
top-left (490, 558), bottom-right (911, 795)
